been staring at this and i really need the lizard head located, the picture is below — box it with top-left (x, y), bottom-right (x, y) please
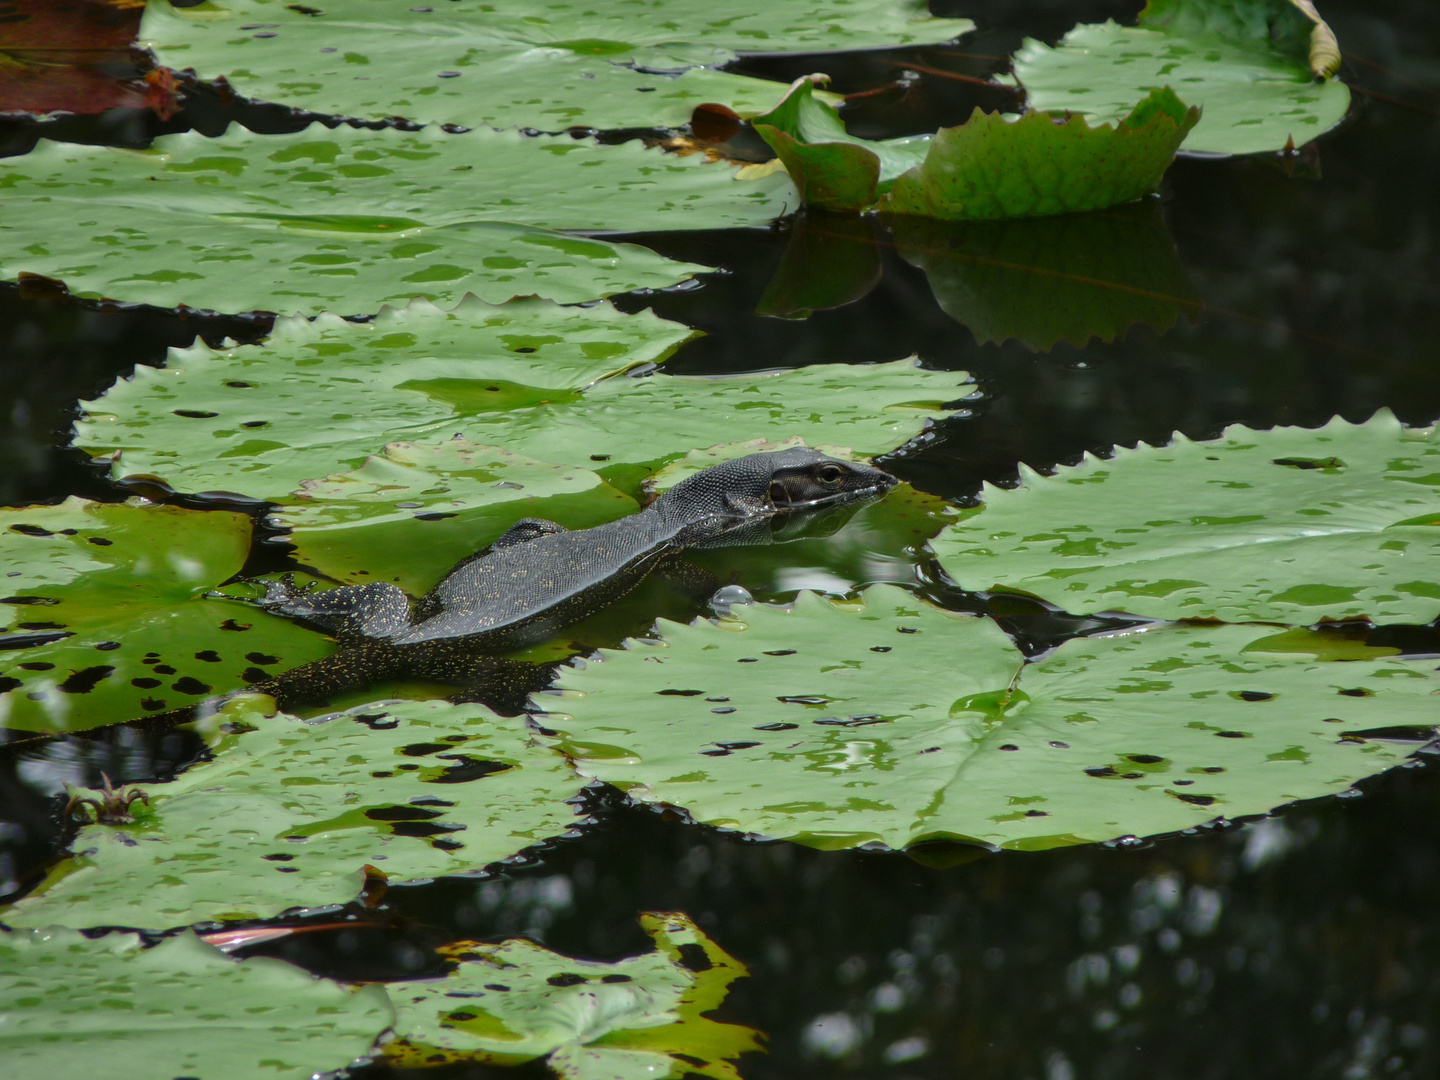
top-left (759, 448), bottom-right (898, 510)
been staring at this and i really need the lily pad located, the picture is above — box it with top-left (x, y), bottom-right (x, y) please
top-left (77, 301), bottom-right (968, 503)
top-left (888, 202), bottom-right (1199, 350)
top-left (0, 928), bottom-right (392, 1080)
top-left (1012, 0), bottom-right (1350, 155)
top-left (881, 88), bottom-right (1200, 221)
top-left (932, 411), bottom-right (1440, 625)
top-left (274, 440), bottom-right (639, 594)
top-left (383, 912), bottom-right (758, 1078)
top-left (539, 587), bottom-right (1439, 851)
top-left (0, 498), bottom-right (330, 734)
top-left (4, 698), bottom-right (586, 931)
top-left (141, 0), bottom-right (970, 130)
top-left (754, 212), bottom-right (883, 319)
top-left (74, 296), bottom-right (695, 503)
top-left (0, 124), bottom-right (791, 315)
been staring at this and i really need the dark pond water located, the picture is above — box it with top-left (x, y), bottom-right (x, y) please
top-left (2, 0), bottom-right (1440, 1076)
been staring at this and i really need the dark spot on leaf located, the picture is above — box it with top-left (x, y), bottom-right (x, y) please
top-left (1216, 731), bottom-right (1248, 738)
top-left (704, 696), bottom-right (729, 702)
top-left (432, 838), bottom-right (464, 851)
top-left (1201, 766), bottom-right (1226, 773)
top-left (1126, 754), bottom-right (1164, 764)
top-left (0, 677), bottom-right (19, 693)
top-left (428, 755), bottom-right (513, 783)
top-left (1025, 810), bottom-right (1049, 817)
top-left (754, 722), bottom-right (797, 731)
top-left (897, 627), bottom-right (919, 634)
top-left (19, 662), bottom-right (53, 671)
top-left (353, 712), bottom-right (399, 730)
top-left (366, 806), bottom-right (443, 822)
top-left (447, 1011), bottom-right (478, 1022)
top-left (415, 512), bottom-right (458, 521)
top-left (1122, 772), bottom-right (1144, 779)
top-left (1323, 717), bottom-right (1344, 723)
top-left (194, 650), bottom-right (222, 663)
top-left (1173, 792), bottom-right (1216, 806)
top-left (1173, 779), bottom-right (1195, 786)
top-left (1235, 691), bottom-right (1274, 702)
top-left (1, 596), bottom-right (58, 605)
top-left (262, 853), bottom-right (295, 862)
top-left (657, 689), bottom-right (703, 696)
top-left (999, 744), bottom-right (1019, 751)
top-left (512, 346), bottom-right (536, 353)
top-left (441, 734), bottom-right (468, 743)
top-left (371, 771), bottom-right (395, 778)
top-left (172, 409), bottom-right (219, 418)
top-left (410, 796), bottom-right (456, 807)
top-left (1085, 766), bottom-right (1117, 778)
top-left (401, 742), bottom-right (452, 756)
top-left (220, 619), bottom-right (252, 632)
top-left (815, 716), bottom-right (888, 727)
top-left (58, 666), bottom-right (114, 694)
top-left (87, 536), bottom-right (113, 547)
top-left (737, 657), bottom-right (758, 663)
top-left (390, 820), bottom-right (464, 838)
top-left (547, 973), bottom-right (586, 987)
top-left (96, 641), bottom-right (121, 651)
top-left (1339, 688), bottom-right (1372, 697)
top-left (241, 421), bottom-right (268, 429)
top-left (763, 649), bottom-right (796, 656)
top-left (9, 524), bottom-right (53, 537)
top-left (172, 677), bottom-right (212, 695)
top-left (1049, 741), bottom-right (1070, 748)
top-left (601, 973), bottom-right (633, 983)
top-left (590, 454), bottom-right (610, 462)
top-left (674, 1055), bottom-right (708, 1068)
top-left (131, 677), bottom-right (162, 689)
top-left (141, 697), bottom-right (167, 711)
top-left (484, 984), bottom-right (510, 992)
top-left (711, 706), bottom-right (736, 714)
top-left (715, 741), bottom-right (760, 750)
top-left (224, 380), bottom-right (256, 388)
top-left (676, 942), bottom-right (713, 972)
top-left (18, 621), bottom-right (64, 630)
top-left (239, 667), bottom-right (269, 684)
top-left (777, 695), bottom-right (829, 705)
top-left (246, 652), bottom-right (279, 665)
top-left (1273, 456), bottom-right (1344, 470)
top-left (701, 749), bottom-right (731, 756)
top-left (152, 664), bottom-right (177, 675)
top-left (870, 646), bottom-right (892, 652)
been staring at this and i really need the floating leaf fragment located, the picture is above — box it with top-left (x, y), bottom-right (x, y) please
top-left (384, 912), bottom-right (759, 1078)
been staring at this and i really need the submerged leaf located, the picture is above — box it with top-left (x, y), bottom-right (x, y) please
top-left (274, 441), bottom-right (639, 593)
top-left (1013, 0), bottom-right (1349, 155)
top-left (141, 0), bottom-right (970, 130)
top-left (74, 296), bottom-right (694, 503)
top-left (0, 498), bottom-right (328, 734)
top-left (540, 587), bottom-right (1438, 851)
top-left (889, 202), bottom-right (1199, 349)
top-left (4, 699), bottom-right (585, 930)
top-left (755, 212), bottom-right (884, 319)
top-left (932, 411), bottom-right (1440, 625)
top-left (881, 88), bottom-right (1200, 221)
top-left (0, 124), bottom-right (789, 314)
top-left (0, 928), bottom-right (392, 1080)
top-left (384, 912), bottom-right (758, 1078)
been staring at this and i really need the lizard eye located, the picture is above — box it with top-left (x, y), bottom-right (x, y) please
top-left (818, 465), bottom-right (844, 484)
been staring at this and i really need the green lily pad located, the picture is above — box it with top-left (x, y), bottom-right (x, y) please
top-left (1012, 0), bottom-right (1350, 156)
top-left (753, 76), bottom-right (932, 211)
top-left (932, 411), bottom-right (1440, 625)
top-left (0, 498), bottom-right (330, 734)
top-left (448, 358), bottom-right (970, 478)
top-left (4, 698), bottom-right (586, 931)
top-left (383, 912), bottom-right (758, 1078)
top-left (881, 88), bottom-right (1200, 221)
top-left (0, 928), bottom-right (392, 1080)
top-left (74, 296), bottom-right (695, 503)
top-left (0, 124), bottom-right (791, 315)
top-left (539, 587), bottom-right (1439, 851)
top-left (274, 440), bottom-right (639, 594)
top-left (142, 0), bottom-right (970, 130)
top-left (888, 202), bottom-right (1199, 350)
